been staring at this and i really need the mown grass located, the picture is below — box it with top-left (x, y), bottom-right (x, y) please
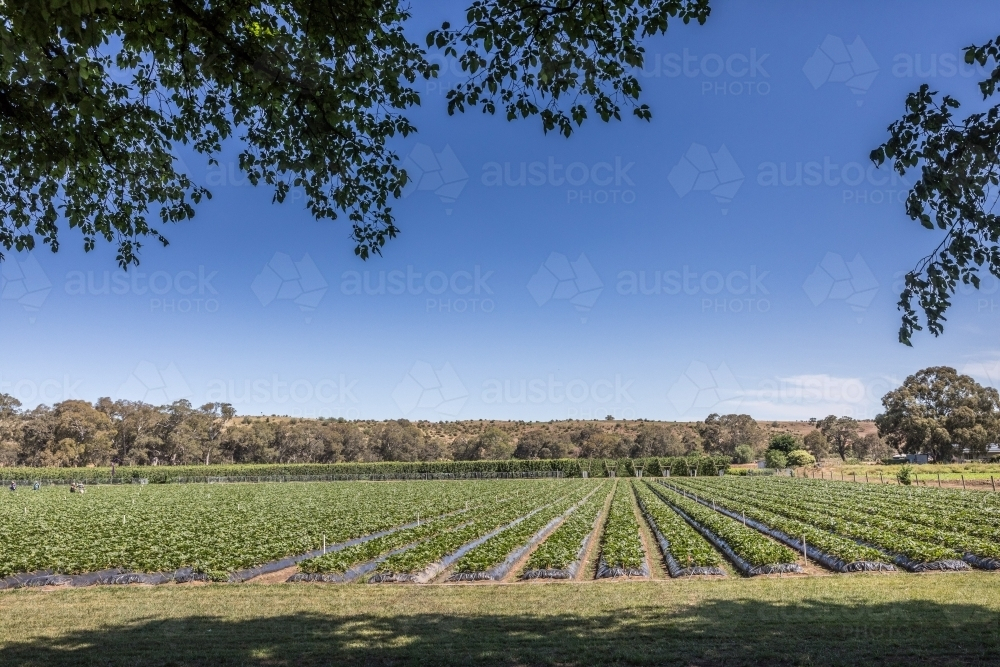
top-left (1, 574), bottom-right (999, 665)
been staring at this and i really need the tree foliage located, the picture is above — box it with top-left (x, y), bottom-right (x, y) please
top-left (873, 35), bottom-right (1000, 344)
top-left (766, 433), bottom-right (799, 454)
top-left (0, 0), bottom-right (710, 265)
top-left (698, 413), bottom-right (763, 456)
top-left (817, 415), bottom-right (860, 462)
top-left (875, 366), bottom-right (1000, 462)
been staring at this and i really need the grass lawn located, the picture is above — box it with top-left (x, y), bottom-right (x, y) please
top-left (1, 574), bottom-right (999, 665)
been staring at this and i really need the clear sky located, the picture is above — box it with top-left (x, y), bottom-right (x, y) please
top-left (4, 1), bottom-right (1000, 423)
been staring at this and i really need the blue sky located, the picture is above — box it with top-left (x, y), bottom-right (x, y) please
top-left (4, 0), bottom-right (1000, 422)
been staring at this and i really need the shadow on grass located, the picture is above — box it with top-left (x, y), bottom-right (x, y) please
top-left (1, 596), bottom-right (998, 666)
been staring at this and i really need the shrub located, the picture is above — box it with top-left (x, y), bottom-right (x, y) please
top-left (764, 449), bottom-right (787, 469)
top-left (896, 464), bottom-right (913, 486)
top-left (733, 444), bottom-right (755, 464)
top-left (785, 450), bottom-right (816, 467)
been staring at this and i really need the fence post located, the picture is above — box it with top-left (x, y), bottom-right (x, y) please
top-left (993, 476), bottom-right (997, 493)
top-left (961, 475), bottom-right (966, 491)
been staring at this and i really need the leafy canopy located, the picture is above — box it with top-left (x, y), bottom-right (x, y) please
top-left (0, 0), bottom-right (710, 266)
top-left (875, 366), bottom-right (1000, 462)
top-left (873, 34), bottom-right (1000, 344)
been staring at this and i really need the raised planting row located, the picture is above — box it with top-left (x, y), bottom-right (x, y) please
top-left (370, 482), bottom-right (587, 583)
top-left (596, 481), bottom-right (647, 578)
top-left (633, 481), bottom-right (723, 576)
top-left (521, 482), bottom-right (612, 579)
top-left (678, 477), bottom-right (969, 571)
top-left (0, 480), bottom-right (570, 581)
top-left (779, 478), bottom-right (1000, 542)
top-left (665, 479), bottom-right (893, 572)
top-left (450, 484), bottom-right (599, 580)
top-left (295, 507), bottom-right (487, 582)
top-left (652, 483), bottom-right (799, 576)
top-left (709, 477), bottom-right (985, 569)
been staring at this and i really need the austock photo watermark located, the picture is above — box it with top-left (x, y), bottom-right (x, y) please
top-left (757, 156), bottom-right (910, 206)
top-left (0, 374), bottom-right (83, 404)
top-left (204, 374), bottom-right (361, 419)
top-left (481, 156), bottom-right (637, 205)
top-left (638, 48), bottom-right (771, 97)
top-left (482, 374), bottom-right (636, 419)
top-left (340, 265), bottom-right (496, 315)
top-left (617, 265), bottom-right (771, 314)
top-left (64, 266), bottom-right (221, 314)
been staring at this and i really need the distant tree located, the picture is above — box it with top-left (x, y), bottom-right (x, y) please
top-left (875, 366), bottom-right (1000, 462)
top-left (632, 423), bottom-right (686, 457)
top-left (222, 421), bottom-right (278, 463)
top-left (767, 433), bottom-right (799, 454)
top-left (96, 398), bottom-right (166, 465)
top-left (733, 443), bottom-right (755, 464)
top-left (818, 416), bottom-right (861, 461)
top-left (0, 394), bottom-right (23, 467)
top-left (574, 428), bottom-right (629, 459)
top-left (373, 419), bottom-right (427, 461)
top-left (474, 427), bottom-right (515, 460)
top-left (698, 414), bottom-right (764, 456)
top-left (855, 433), bottom-right (893, 462)
top-left (803, 429), bottom-right (829, 461)
top-left (514, 429), bottom-right (569, 460)
top-left (48, 400), bottom-right (115, 466)
top-left (764, 449), bottom-right (787, 470)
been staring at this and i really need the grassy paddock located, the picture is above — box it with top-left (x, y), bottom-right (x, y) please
top-left (819, 462), bottom-right (1000, 486)
top-left (1, 575), bottom-right (999, 665)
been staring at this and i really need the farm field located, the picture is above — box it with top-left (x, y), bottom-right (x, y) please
top-left (4, 476), bottom-right (1000, 588)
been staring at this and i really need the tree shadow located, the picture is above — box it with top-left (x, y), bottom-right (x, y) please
top-left (1, 595), bottom-right (998, 666)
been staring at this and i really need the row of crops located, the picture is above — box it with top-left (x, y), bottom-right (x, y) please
top-left (0, 456), bottom-right (731, 484)
top-left (3, 476), bottom-right (1000, 588)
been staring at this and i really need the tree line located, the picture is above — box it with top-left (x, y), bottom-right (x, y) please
top-left (0, 366), bottom-right (996, 467)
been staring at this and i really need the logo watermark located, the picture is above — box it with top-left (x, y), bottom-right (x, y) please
top-left (527, 252), bottom-right (603, 322)
top-left (117, 361), bottom-right (192, 404)
top-left (668, 144), bottom-right (743, 214)
top-left (803, 252), bottom-right (879, 321)
top-left (1, 253), bottom-right (51, 321)
top-left (667, 361), bottom-right (742, 414)
top-left (803, 35), bottom-right (879, 105)
top-left (251, 253), bottom-right (328, 323)
top-left (392, 361), bottom-right (468, 417)
top-left (401, 143), bottom-right (468, 215)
